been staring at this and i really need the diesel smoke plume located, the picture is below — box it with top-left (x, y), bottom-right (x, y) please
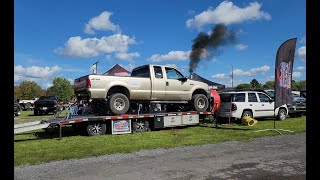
top-left (189, 23), bottom-right (236, 74)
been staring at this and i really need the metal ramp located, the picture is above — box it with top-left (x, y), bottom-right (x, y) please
top-left (14, 120), bottom-right (51, 134)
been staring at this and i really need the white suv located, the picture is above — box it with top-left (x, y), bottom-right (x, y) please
top-left (218, 91), bottom-right (288, 121)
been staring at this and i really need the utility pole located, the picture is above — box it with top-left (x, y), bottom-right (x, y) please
top-left (230, 66), bottom-right (234, 88)
top-left (92, 61), bottom-right (99, 74)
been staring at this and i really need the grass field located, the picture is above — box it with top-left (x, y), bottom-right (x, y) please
top-left (14, 115), bottom-right (306, 167)
top-left (14, 110), bottom-right (69, 124)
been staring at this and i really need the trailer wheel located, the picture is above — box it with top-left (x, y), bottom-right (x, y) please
top-left (191, 94), bottom-right (209, 112)
top-left (87, 122), bottom-right (107, 136)
top-left (109, 93), bottom-right (129, 115)
top-left (132, 120), bottom-right (150, 133)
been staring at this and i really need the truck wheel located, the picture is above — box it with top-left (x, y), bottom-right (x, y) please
top-left (109, 93), bottom-right (129, 115)
top-left (87, 122), bottom-right (107, 136)
top-left (277, 108), bottom-right (287, 120)
top-left (34, 110), bottom-right (39, 116)
top-left (191, 94), bottom-right (209, 112)
top-left (241, 110), bottom-right (252, 119)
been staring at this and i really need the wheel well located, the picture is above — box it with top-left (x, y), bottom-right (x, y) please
top-left (242, 109), bottom-right (253, 116)
top-left (278, 107), bottom-right (287, 114)
top-left (107, 86), bottom-right (130, 98)
top-left (192, 89), bottom-right (207, 96)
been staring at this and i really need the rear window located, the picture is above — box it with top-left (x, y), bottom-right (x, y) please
top-left (220, 93), bottom-right (245, 102)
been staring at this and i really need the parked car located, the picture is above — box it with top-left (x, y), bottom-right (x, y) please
top-left (14, 97), bottom-right (22, 116)
top-left (34, 96), bottom-right (61, 115)
top-left (288, 96), bottom-right (306, 117)
top-left (218, 90), bottom-right (288, 121)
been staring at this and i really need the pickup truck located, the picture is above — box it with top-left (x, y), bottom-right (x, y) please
top-left (74, 64), bottom-right (211, 115)
top-left (19, 97), bottom-right (39, 111)
top-left (34, 96), bottom-right (60, 115)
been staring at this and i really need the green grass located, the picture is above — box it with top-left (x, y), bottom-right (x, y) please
top-left (14, 116), bottom-right (306, 167)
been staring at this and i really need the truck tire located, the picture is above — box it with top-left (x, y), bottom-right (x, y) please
top-left (34, 110), bottom-right (39, 116)
top-left (191, 94), bottom-right (209, 112)
top-left (109, 93), bottom-right (129, 115)
top-left (86, 122), bottom-right (107, 136)
top-left (277, 108), bottom-right (287, 120)
top-left (241, 110), bottom-right (253, 119)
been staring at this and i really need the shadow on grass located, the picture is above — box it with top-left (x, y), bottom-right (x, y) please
top-left (14, 127), bottom-right (83, 142)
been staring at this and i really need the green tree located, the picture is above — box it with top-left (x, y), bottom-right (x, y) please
top-left (250, 79), bottom-right (261, 88)
top-left (262, 80), bottom-right (275, 89)
top-left (14, 85), bottom-right (21, 99)
top-left (48, 77), bottom-right (74, 102)
top-left (236, 83), bottom-right (251, 89)
top-left (18, 81), bottom-right (46, 99)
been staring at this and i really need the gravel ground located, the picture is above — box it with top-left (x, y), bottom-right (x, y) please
top-left (15, 133), bottom-right (306, 180)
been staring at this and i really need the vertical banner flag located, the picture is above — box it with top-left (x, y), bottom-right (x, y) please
top-left (275, 38), bottom-right (297, 109)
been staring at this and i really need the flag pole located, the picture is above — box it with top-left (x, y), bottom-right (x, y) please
top-left (255, 38), bottom-right (297, 135)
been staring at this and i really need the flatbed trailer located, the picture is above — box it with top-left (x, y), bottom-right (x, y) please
top-left (14, 111), bottom-right (215, 137)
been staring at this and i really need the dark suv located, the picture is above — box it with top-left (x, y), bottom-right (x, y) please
top-left (14, 97), bottom-right (21, 116)
top-left (288, 96), bottom-right (306, 117)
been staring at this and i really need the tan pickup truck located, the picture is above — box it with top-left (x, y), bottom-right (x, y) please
top-left (74, 64), bottom-right (210, 115)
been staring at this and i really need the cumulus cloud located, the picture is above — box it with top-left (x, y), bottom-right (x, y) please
top-left (55, 34), bottom-right (136, 58)
top-left (14, 65), bottom-right (62, 86)
top-left (292, 72), bottom-right (301, 78)
top-left (211, 65), bottom-right (270, 78)
top-left (149, 51), bottom-right (190, 62)
top-left (115, 52), bottom-right (140, 60)
top-left (186, 1), bottom-right (271, 29)
top-left (235, 44), bottom-right (248, 50)
top-left (297, 46), bottom-right (306, 62)
top-left (15, 65), bottom-right (62, 78)
top-left (84, 11), bottom-right (121, 34)
top-left (296, 66), bottom-right (305, 70)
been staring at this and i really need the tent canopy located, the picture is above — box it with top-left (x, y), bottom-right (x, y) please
top-left (102, 64), bottom-right (131, 76)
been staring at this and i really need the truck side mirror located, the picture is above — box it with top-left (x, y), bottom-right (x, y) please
top-left (178, 77), bottom-right (188, 82)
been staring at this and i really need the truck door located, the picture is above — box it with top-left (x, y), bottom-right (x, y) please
top-left (150, 66), bottom-right (166, 100)
top-left (164, 67), bottom-right (191, 100)
top-left (257, 92), bottom-right (274, 117)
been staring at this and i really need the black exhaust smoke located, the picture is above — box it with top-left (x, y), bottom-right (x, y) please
top-left (189, 23), bottom-right (236, 74)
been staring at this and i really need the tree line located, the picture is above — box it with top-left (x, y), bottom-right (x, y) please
top-left (14, 77), bottom-right (74, 103)
top-left (235, 79), bottom-right (306, 90)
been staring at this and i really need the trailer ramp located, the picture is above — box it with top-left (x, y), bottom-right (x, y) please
top-left (14, 120), bottom-right (52, 134)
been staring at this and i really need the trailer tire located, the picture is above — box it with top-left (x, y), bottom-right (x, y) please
top-left (87, 122), bottom-right (107, 136)
top-left (109, 93), bottom-right (129, 115)
top-left (191, 94), bottom-right (209, 112)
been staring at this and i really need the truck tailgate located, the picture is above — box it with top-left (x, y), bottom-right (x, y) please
top-left (74, 75), bottom-right (89, 91)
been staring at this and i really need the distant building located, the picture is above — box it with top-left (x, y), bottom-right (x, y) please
top-left (102, 64), bottom-right (131, 76)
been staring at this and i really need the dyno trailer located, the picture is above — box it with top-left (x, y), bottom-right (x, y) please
top-left (14, 111), bottom-right (215, 137)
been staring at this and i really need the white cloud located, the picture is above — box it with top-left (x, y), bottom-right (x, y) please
top-left (249, 65), bottom-right (270, 74)
top-left (186, 1), bottom-right (271, 29)
top-left (235, 44), bottom-right (248, 50)
top-left (149, 51), bottom-right (190, 62)
top-left (299, 36), bottom-right (306, 44)
top-left (55, 34), bottom-right (136, 58)
top-left (14, 65), bottom-right (62, 79)
top-left (212, 73), bottom-right (228, 79)
top-left (296, 66), bottom-right (305, 70)
top-left (292, 72), bottom-right (301, 78)
top-left (297, 46), bottom-right (306, 62)
top-left (84, 11), bottom-right (121, 34)
top-left (211, 65), bottom-right (270, 78)
top-left (14, 65), bottom-right (62, 88)
top-left (115, 52), bottom-right (140, 60)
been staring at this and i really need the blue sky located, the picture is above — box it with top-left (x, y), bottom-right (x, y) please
top-left (14, 0), bottom-right (306, 89)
